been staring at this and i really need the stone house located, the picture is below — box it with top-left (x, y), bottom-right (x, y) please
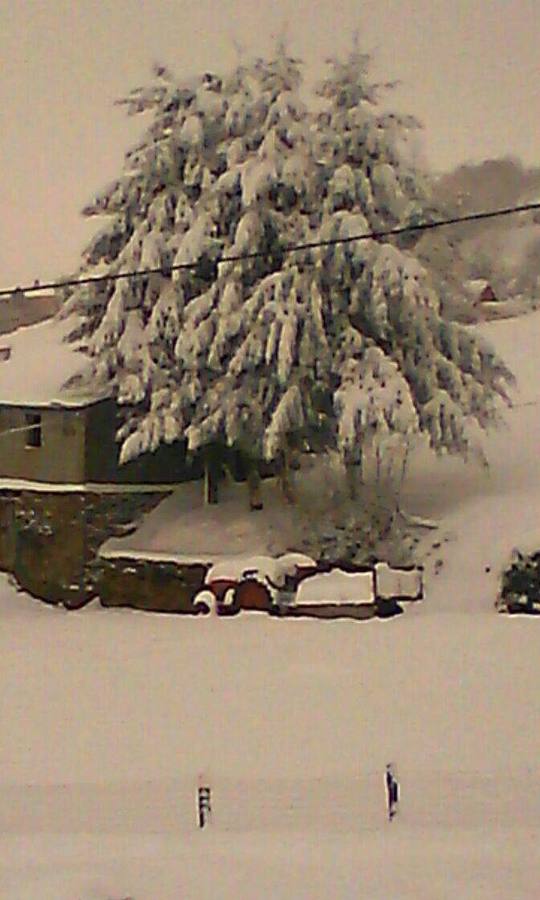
top-left (0, 315), bottom-right (197, 486)
top-left (466, 279), bottom-right (499, 306)
top-left (0, 316), bottom-right (199, 607)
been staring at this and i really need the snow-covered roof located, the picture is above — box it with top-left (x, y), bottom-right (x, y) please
top-left (466, 279), bottom-right (491, 292)
top-left (0, 316), bottom-right (108, 408)
top-left (21, 288), bottom-right (57, 299)
top-left (294, 569), bottom-right (375, 606)
top-left (464, 279), bottom-right (500, 305)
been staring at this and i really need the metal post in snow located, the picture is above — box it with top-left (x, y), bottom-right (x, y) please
top-left (197, 775), bottom-right (212, 829)
top-left (385, 763), bottom-right (399, 822)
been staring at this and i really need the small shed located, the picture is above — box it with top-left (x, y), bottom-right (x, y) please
top-left (467, 279), bottom-right (499, 305)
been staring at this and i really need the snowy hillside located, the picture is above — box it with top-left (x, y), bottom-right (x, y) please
top-left (404, 308), bottom-right (540, 610)
top-left (100, 477), bottom-right (302, 562)
top-left (430, 158), bottom-right (540, 306)
top-left (2, 310), bottom-right (540, 899)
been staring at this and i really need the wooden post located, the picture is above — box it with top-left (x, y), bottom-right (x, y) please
top-left (197, 775), bottom-right (212, 829)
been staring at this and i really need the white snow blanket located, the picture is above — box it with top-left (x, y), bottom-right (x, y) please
top-left (374, 562), bottom-right (423, 600)
top-left (293, 568), bottom-right (375, 607)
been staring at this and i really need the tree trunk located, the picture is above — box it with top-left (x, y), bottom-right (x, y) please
top-left (247, 467), bottom-right (263, 511)
top-left (203, 446), bottom-right (220, 505)
top-left (346, 455), bottom-right (362, 501)
top-left (279, 445), bottom-right (295, 504)
top-left (394, 442), bottom-right (410, 514)
top-left (375, 444), bottom-right (382, 484)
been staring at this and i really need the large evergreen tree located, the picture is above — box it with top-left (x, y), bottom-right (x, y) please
top-left (62, 47), bottom-right (514, 492)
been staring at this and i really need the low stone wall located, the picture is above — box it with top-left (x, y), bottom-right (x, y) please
top-left (0, 490), bottom-right (424, 618)
top-left (0, 489), bottom-right (168, 608)
top-left (0, 494), bottom-right (16, 572)
top-left (14, 492), bottom-right (86, 606)
top-left (96, 556), bottom-right (209, 614)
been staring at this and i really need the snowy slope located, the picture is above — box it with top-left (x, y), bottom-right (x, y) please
top-left (100, 477), bottom-right (301, 562)
top-left (404, 308), bottom-right (540, 611)
top-left (3, 312), bottom-right (540, 898)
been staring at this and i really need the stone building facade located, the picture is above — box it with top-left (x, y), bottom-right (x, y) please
top-left (0, 315), bottom-right (202, 607)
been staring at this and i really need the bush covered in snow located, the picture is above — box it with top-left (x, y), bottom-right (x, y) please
top-left (499, 549), bottom-right (540, 614)
top-left (293, 455), bottom-right (414, 567)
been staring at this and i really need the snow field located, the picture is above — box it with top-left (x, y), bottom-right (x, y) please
top-left (2, 829), bottom-right (539, 900)
top-left (2, 582), bottom-right (540, 898)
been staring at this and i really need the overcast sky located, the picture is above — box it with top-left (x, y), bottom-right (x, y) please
top-left (1, 0), bottom-right (539, 289)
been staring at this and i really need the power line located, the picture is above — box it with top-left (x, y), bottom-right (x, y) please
top-left (2, 201), bottom-right (539, 299)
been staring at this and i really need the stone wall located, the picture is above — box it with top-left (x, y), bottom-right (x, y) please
top-left (95, 557), bottom-right (209, 614)
top-left (14, 492), bottom-right (86, 605)
top-left (0, 489), bottom-right (168, 608)
top-left (0, 489), bottom-right (424, 618)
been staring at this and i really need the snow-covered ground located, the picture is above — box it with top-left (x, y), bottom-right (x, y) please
top-left (3, 312), bottom-right (540, 898)
top-left (404, 308), bottom-right (540, 611)
top-left (2, 588), bottom-right (540, 899)
top-left (100, 477), bottom-right (302, 562)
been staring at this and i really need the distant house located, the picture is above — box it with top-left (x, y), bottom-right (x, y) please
top-left (466, 279), bottom-right (499, 306)
top-left (0, 286), bottom-right (61, 336)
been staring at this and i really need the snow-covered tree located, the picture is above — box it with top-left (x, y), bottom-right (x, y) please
top-left (62, 47), bottom-right (514, 502)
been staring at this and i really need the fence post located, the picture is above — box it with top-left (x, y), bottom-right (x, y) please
top-left (197, 776), bottom-right (212, 829)
top-left (385, 763), bottom-right (399, 822)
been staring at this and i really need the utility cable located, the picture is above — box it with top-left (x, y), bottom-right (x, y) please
top-left (1, 201), bottom-right (539, 298)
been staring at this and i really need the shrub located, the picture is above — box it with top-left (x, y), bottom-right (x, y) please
top-left (499, 550), bottom-right (540, 613)
top-left (293, 454), bottom-right (414, 568)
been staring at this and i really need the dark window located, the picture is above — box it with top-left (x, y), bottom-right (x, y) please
top-left (25, 413), bottom-right (42, 448)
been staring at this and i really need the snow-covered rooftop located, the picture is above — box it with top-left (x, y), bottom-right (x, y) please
top-left (0, 316), bottom-right (108, 408)
top-left (466, 278), bottom-right (491, 292)
top-left (20, 287), bottom-right (57, 299)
